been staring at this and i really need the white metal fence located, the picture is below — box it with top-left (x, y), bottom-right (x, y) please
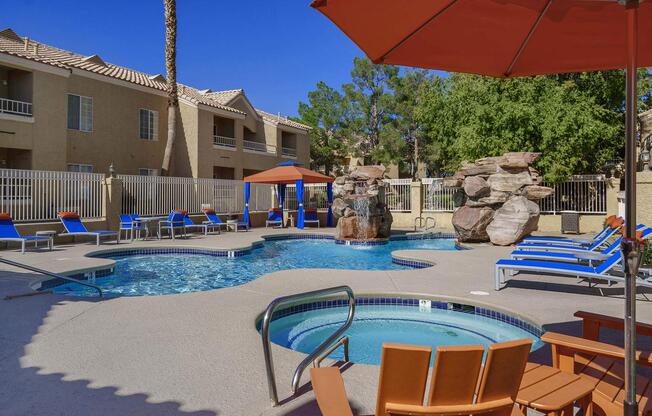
top-left (120, 175), bottom-right (273, 216)
top-left (0, 168), bottom-right (104, 222)
top-left (284, 183), bottom-right (329, 210)
top-left (540, 174), bottom-right (607, 214)
top-left (0, 97), bottom-right (33, 117)
top-left (422, 178), bottom-right (457, 212)
top-left (383, 179), bottom-right (412, 212)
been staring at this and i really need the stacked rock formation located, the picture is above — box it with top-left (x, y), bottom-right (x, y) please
top-left (447, 152), bottom-right (553, 245)
top-left (332, 166), bottom-right (393, 240)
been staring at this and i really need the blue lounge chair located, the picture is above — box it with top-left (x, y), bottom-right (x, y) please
top-left (521, 222), bottom-right (615, 246)
top-left (511, 227), bottom-right (652, 264)
top-left (0, 213), bottom-right (53, 253)
top-left (304, 208), bottom-right (320, 228)
top-left (119, 214), bottom-right (146, 240)
top-left (183, 213), bottom-right (220, 235)
top-left (58, 211), bottom-right (118, 245)
top-left (202, 209), bottom-right (248, 232)
top-left (266, 208), bottom-right (283, 228)
top-left (158, 211), bottom-right (186, 239)
top-left (516, 223), bottom-right (645, 253)
top-left (494, 251), bottom-right (651, 291)
top-left (521, 215), bottom-right (622, 246)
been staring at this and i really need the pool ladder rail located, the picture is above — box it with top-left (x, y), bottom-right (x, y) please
top-left (0, 257), bottom-right (103, 298)
top-left (414, 216), bottom-right (436, 232)
top-left (260, 285), bottom-right (356, 406)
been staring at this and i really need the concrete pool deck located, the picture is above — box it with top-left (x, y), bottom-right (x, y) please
top-left (1, 227), bottom-right (651, 415)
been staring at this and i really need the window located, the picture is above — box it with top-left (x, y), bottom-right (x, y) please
top-left (67, 164), bottom-right (93, 173)
top-left (139, 168), bottom-right (158, 176)
top-left (139, 109), bottom-right (159, 140)
top-left (67, 94), bottom-right (93, 132)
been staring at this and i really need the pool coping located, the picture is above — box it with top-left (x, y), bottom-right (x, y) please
top-left (32, 232), bottom-right (461, 292)
top-left (255, 292), bottom-right (544, 339)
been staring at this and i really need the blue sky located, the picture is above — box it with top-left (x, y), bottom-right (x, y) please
top-left (2, 0), bottom-right (363, 116)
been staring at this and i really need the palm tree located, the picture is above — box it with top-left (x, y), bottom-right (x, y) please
top-left (161, 0), bottom-right (177, 176)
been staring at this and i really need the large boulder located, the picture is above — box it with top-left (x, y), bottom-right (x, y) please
top-left (522, 185), bottom-right (554, 200)
top-left (466, 190), bottom-right (510, 207)
top-left (487, 171), bottom-right (533, 193)
top-left (443, 177), bottom-right (463, 188)
top-left (331, 198), bottom-right (348, 218)
top-left (463, 176), bottom-right (491, 198)
top-left (452, 206), bottom-right (495, 242)
top-left (336, 214), bottom-right (391, 240)
top-left (350, 165), bottom-right (386, 180)
top-left (486, 196), bottom-right (540, 245)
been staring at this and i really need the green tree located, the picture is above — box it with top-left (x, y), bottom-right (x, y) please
top-left (416, 72), bottom-right (650, 182)
top-left (297, 81), bottom-right (350, 175)
top-left (344, 57), bottom-right (400, 163)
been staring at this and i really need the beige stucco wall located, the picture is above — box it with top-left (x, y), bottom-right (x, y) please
top-left (0, 69), bottom-right (69, 171)
top-left (65, 74), bottom-right (169, 175)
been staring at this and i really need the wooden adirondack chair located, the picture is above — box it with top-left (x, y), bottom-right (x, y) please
top-left (310, 340), bottom-right (532, 416)
top-left (542, 310), bottom-right (652, 415)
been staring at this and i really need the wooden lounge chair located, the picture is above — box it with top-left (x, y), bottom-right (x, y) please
top-left (541, 310), bottom-right (652, 415)
top-left (310, 339), bottom-right (532, 416)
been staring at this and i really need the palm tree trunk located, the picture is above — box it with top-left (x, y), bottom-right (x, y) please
top-left (161, 0), bottom-right (177, 176)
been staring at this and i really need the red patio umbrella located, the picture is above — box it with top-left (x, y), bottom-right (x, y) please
top-left (312, 0), bottom-right (651, 414)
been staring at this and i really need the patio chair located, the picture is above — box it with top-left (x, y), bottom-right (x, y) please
top-left (266, 208), bottom-right (283, 228)
top-left (310, 339), bottom-right (531, 416)
top-left (494, 250), bottom-right (651, 291)
top-left (510, 227), bottom-right (652, 264)
top-left (521, 215), bottom-right (623, 246)
top-left (304, 208), bottom-right (320, 228)
top-left (202, 208), bottom-right (249, 232)
top-left (119, 214), bottom-right (146, 241)
top-left (0, 213), bottom-right (53, 254)
top-left (58, 211), bottom-right (119, 245)
top-left (158, 211), bottom-right (186, 240)
top-left (183, 213), bottom-right (220, 235)
top-left (541, 311), bottom-right (652, 416)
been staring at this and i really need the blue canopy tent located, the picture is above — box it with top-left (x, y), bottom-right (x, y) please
top-left (242, 162), bottom-right (334, 228)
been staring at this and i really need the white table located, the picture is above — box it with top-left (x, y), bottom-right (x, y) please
top-left (35, 230), bottom-right (56, 249)
top-left (133, 216), bottom-right (167, 240)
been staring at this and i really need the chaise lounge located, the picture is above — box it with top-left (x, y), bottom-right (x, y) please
top-left (202, 208), bottom-right (249, 232)
top-left (494, 250), bottom-right (651, 291)
top-left (266, 208), bottom-right (283, 228)
top-left (0, 213), bottom-right (53, 253)
top-left (58, 211), bottom-right (119, 245)
top-left (520, 215), bottom-right (623, 246)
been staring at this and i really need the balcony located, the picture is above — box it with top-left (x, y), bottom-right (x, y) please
top-left (243, 140), bottom-right (276, 155)
top-left (281, 147), bottom-right (297, 158)
top-left (213, 135), bottom-right (236, 150)
top-left (0, 97), bottom-right (32, 117)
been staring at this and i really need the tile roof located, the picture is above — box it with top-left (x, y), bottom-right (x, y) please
top-left (0, 28), bottom-right (310, 128)
top-left (256, 108), bottom-right (312, 131)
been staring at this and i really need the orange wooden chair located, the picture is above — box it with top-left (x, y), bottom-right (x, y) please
top-left (542, 310), bottom-right (652, 416)
top-left (310, 339), bottom-right (532, 416)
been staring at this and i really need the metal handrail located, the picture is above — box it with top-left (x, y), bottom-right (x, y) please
top-left (0, 257), bottom-right (103, 297)
top-left (260, 285), bottom-right (355, 406)
top-left (425, 216), bottom-right (436, 230)
top-left (313, 335), bottom-right (349, 368)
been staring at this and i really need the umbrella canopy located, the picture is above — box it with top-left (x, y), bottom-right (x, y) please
top-left (313, 1), bottom-right (647, 414)
top-left (243, 165), bottom-right (334, 184)
top-left (312, 0), bottom-right (652, 76)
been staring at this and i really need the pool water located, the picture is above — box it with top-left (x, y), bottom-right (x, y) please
top-left (51, 238), bottom-right (457, 297)
top-left (269, 304), bottom-right (542, 365)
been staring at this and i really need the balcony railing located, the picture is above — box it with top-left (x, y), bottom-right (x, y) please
top-left (243, 139), bottom-right (276, 154)
top-left (213, 135), bottom-right (236, 148)
top-left (281, 147), bottom-right (297, 158)
top-left (0, 97), bottom-right (32, 117)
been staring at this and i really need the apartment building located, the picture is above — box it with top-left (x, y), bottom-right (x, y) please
top-left (0, 28), bottom-right (311, 179)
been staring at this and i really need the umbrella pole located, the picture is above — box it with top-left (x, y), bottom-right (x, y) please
top-left (623, 1), bottom-right (641, 415)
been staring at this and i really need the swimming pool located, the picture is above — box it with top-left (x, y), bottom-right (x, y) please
top-left (49, 237), bottom-right (458, 297)
top-left (268, 300), bottom-right (543, 365)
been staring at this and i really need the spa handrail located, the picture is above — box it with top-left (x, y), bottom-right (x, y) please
top-left (0, 257), bottom-right (103, 297)
top-left (260, 285), bottom-right (356, 406)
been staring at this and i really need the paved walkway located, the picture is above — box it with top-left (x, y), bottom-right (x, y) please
top-left (0, 228), bottom-right (651, 415)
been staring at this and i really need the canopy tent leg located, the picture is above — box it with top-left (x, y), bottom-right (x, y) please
top-left (243, 182), bottom-right (251, 227)
top-left (296, 180), bottom-right (305, 229)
